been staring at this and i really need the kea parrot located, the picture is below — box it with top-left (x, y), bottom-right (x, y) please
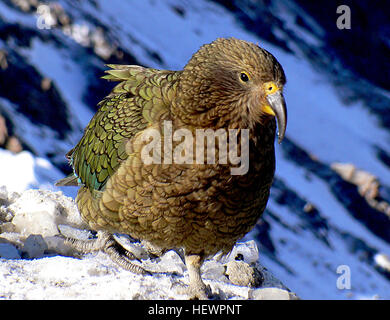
top-left (56, 37), bottom-right (287, 299)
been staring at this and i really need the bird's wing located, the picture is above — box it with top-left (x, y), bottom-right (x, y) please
top-left (57, 64), bottom-right (178, 191)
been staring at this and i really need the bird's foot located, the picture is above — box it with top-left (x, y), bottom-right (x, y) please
top-left (180, 254), bottom-right (214, 299)
top-left (64, 230), bottom-right (151, 275)
top-left (176, 281), bottom-right (212, 300)
top-left (140, 240), bottom-right (169, 259)
top-left (187, 282), bottom-right (212, 300)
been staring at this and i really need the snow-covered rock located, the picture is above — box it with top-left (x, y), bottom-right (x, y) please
top-left (9, 189), bottom-right (87, 237)
top-left (0, 0), bottom-right (389, 300)
top-left (0, 187), bottom-right (296, 300)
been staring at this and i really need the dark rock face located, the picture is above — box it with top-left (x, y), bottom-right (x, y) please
top-left (213, 0), bottom-right (293, 53)
top-left (0, 0), bottom-right (142, 161)
top-left (0, 18), bottom-right (72, 138)
top-left (281, 138), bottom-right (390, 243)
top-left (0, 46), bottom-right (71, 139)
top-left (296, 0), bottom-right (390, 92)
top-left (0, 0), bottom-right (389, 298)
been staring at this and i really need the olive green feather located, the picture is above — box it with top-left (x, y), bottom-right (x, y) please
top-left (59, 65), bottom-right (178, 191)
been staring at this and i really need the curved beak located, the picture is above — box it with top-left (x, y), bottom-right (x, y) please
top-left (266, 91), bottom-right (287, 144)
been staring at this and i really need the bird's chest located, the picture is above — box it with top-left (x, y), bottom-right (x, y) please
top-left (176, 137), bottom-right (275, 220)
top-left (120, 127), bottom-right (276, 253)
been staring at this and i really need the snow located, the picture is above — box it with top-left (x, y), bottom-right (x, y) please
top-left (272, 0), bottom-right (324, 48)
top-left (0, 150), bottom-right (36, 192)
top-left (0, 148), bottom-right (77, 198)
top-left (0, 149), bottom-right (58, 192)
top-left (0, 250), bottom-right (291, 300)
top-left (0, 0), bottom-right (389, 300)
top-left (0, 98), bottom-right (74, 178)
top-left (20, 38), bottom-right (94, 132)
top-left (0, 0), bottom-right (36, 27)
top-left (0, 188), bottom-right (294, 300)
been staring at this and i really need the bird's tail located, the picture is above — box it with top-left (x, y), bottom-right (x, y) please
top-left (55, 174), bottom-right (79, 187)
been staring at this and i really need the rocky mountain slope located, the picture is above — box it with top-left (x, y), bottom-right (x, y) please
top-left (0, 0), bottom-right (389, 299)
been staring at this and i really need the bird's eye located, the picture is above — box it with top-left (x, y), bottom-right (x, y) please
top-left (240, 72), bottom-right (250, 83)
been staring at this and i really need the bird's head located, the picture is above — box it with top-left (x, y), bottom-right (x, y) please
top-left (178, 37), bottom-right (287, 143)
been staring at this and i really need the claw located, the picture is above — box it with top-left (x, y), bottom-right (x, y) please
top-left (187, 283), bottom-right (212, 300)
top-left (64, 231), bottom-right (152, 275)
